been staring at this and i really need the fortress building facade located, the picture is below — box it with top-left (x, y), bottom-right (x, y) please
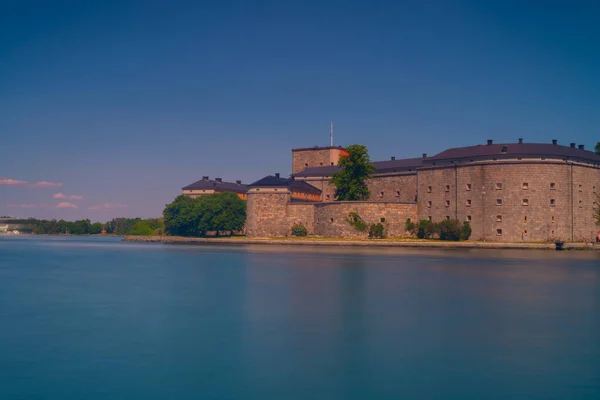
top-left (243, 139), bottom-right (600, 242)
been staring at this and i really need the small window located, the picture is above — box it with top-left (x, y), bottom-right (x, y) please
top-left (380, 217), bottom-right (386, 223)
top-left (579, 184), bottom-right (582, 192)
top-left (396, 190), bottom-right (400, 197)
top-left (466, 215), bottom-right (472, 221)
top-left (445, 216), bottom-right (450, 220)
top-left (496, 183), bottom-right (503, 190)
top-left (330, 162), bottom-right (334, 166)
top-left (524, 230), bottom-right (528, 235)
top-left (496, 229), bottom-right (502, 236)
top-left (522, 182), bottom-right (529, 190)
top-left (445, 185), bottom-right (450, 192)
top-left (496, 199), bottom-right (503, 206)
top-left (329, 218), bottom-right (334, 223)
top-left (379, 191), bottom-right (384, 198)
top-left (428, 216), bottom-right (432, 221)
top-left (427, 185), bottom-right (432, 193)
top-left (427, 201), bottom-right (432, 208)
top-left (466, 184), bottom-right (472, 191)
top-left (319, 162), bottom-right (323, 166)
top-left (496, 215), bottom-right (502, 222)
top-left (326, 194), bottom-right (330, 200)
top-left (551, 216), bottom-right (555, 223)
top-left (550, 199), bottom-right (556, 206)
top-left (445, 200), bottom-right (450, 207)
top-left (550, 183), bottom-right (556, 190)
top-left (524, 216), bottom-right (528, 222)
top-left (466, 199), bottom-right (472, 207)
top-left (522, 199), bottom-right (529, 206)
top-left (305, 163), bottom-right (308, 167)
top-left (551, 230), bottom-right (555, 235)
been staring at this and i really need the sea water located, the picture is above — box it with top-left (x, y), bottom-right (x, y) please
top-left (0, 236), bottom-right (598, 399)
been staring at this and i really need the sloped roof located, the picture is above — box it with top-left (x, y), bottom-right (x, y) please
top-left (248, 175), bottom-right (322, 193)
top-left (427, 142), bottom-right (600, 163)
top-left (293, 157), bottom-right (425, 177)
top-left (182, 178), bottom-right (248, 193)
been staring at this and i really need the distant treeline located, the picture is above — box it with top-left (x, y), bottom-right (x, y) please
top-left (28, 217), bottom-right (164, 236)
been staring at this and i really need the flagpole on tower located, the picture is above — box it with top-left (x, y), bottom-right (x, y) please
top-left (330, 121), bottom-right (333, 147)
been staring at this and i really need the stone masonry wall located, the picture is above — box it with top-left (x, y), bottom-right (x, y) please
top-left (367, 174), bottom-right (418, 203)
top-left (314, 202), bottom-right (417, 238)
top-left (417, 161), bottom-right (600, 242)
top-left (287, 203), bottom-right (315, 235)
top-left (246, 192), bottom-right (290, 237)
top-left (573, 164), bottom-right (600, 242)
top-left (292, 148), bottom-right (341, 174)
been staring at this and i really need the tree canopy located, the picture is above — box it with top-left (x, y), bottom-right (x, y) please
top-left (329, 144), bottom-right (375, 201)
top-left (595, 142), bottom-right (600, 155)
top-left (163, 192), bottom-right (246, 237)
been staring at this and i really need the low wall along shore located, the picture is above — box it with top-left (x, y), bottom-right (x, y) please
top-left (122, 235), bottom-right (600, 250)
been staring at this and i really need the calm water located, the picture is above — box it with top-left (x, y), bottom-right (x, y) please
top-left (0, 236), bottom-right (598, 399)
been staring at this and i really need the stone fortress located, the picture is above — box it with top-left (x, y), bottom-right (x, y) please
top-left (183, 139), bottom-right (600, 242)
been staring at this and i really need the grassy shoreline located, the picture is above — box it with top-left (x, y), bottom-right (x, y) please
top-left (122, 235), bottom-right (600, 250)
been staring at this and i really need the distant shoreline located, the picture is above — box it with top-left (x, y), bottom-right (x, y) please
top-left (122, 235), bottom-right (600, 251)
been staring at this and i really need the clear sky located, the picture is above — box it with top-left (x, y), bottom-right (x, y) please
top-left (1, 0), bottom-right (599, 221)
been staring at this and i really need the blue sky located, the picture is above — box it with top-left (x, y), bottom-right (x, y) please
top-left (1, 0), bottom-right (599, 221)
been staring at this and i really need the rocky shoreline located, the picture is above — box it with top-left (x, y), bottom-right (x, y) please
top-left (122, 235), bottom-right (599, 250)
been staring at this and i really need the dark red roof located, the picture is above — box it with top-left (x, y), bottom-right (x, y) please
top-left (427, 142), bottom-right (600, 163)
top-left (182, 178), bottom-right (248, 193)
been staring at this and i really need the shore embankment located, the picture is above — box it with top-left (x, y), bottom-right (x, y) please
top-left (122, 235), bottom-right (600, 250)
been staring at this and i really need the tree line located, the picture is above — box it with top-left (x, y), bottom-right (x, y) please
top-left (28, 217), bottom-right (164, 235)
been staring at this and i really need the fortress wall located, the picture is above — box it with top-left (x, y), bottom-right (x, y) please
top-left (367, 174), bottom-right (417, 203)
top-left (246, 192), bottom-right (290, 237)
top-left (417, 161), bottom-right (593, 242)
top-left (314, 202), bottom-right (417, 238)
top-left (292, 149), bottom-right (341, 175)
top-left (573, 164), bottom-right (600, 242)
top-left (287, 203), bottom-right (315, 234)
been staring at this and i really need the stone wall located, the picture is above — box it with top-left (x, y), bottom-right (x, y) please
top-left (246, 191), bottom-right (290, 237)
top-left (573, 164), bottom-right (600, 242)
top-left (367, 173), bottom-right (418, 203)
top-left (287, 203), bottom-right (315, 235)
top-left (416, 161), bottom-right (600, 242)
top-left (292, 148), bottom-right (342, 174)
top-left (314, 202), bottom-right (417, 238)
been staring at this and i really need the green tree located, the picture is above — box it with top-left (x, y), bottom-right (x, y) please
top-left (329, 144), bottom-right (375, 201)
top-left (163, 193), bottom-right (246, 237)
top-left (130, 220), bottom-right (153, 236)
top-left (163, 195), bottom-right (201, 236)
top-left (89, 222), bottom-right (103, 234)
top-left (595, 142), bottom-right (600, 155)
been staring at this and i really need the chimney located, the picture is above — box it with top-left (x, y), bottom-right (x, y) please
top-left (518, 138), bottom-right (523, 144)
top-left (275, 173), bottom-right (280, 179)
top-left (202, 176), bottom-right (209, 180)
top-left (487, 139), bottom-right (493, 145)
top-left (552, 139), bottom-right (557, 145)
top-left (570, 143), bottom-right (576, 148)
top-left (422, 153), bottom-right (427, 158)
top-left (215, 178), bottom-right (222, 182)
top-left (578, 144), bottom-right (585, 150)
top-left (391, 156), bottom-right (396, 161)
top-left (236, 180), bottom-right (242, 184)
